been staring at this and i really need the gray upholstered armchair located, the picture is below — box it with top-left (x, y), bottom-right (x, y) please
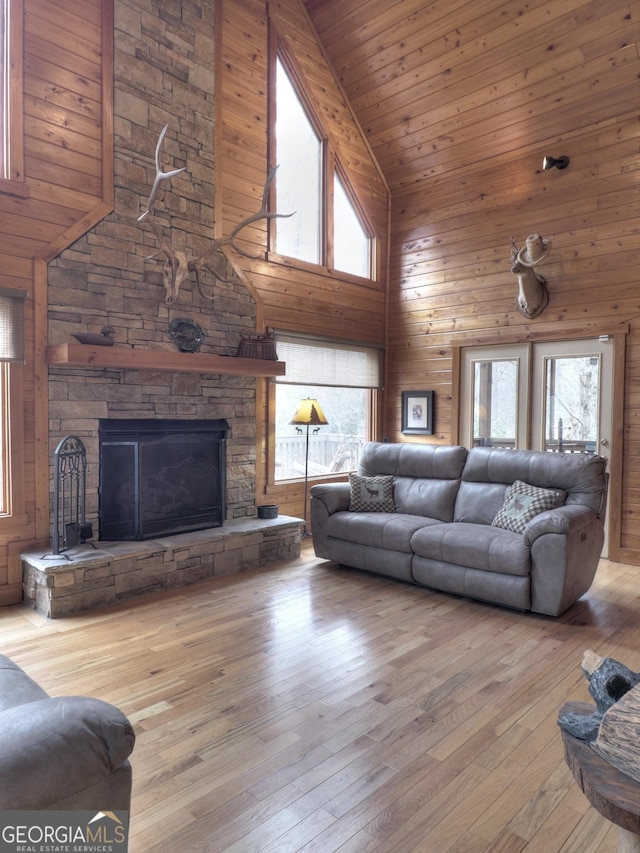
top-left (0, 654), bottom-right (135, 811)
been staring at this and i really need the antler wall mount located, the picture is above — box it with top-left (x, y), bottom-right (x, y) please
top-left (138, 124), bottom-right (292, 304)
top-left (509, 233), bottom-right (552, 319)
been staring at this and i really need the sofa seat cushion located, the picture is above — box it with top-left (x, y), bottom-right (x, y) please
top-left (325, 511), bottom-right (441, 553)
top-left (411, 522), bottom-right (531, 576)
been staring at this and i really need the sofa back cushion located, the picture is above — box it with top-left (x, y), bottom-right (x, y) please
top-left (454, 446), bottom-right (607, 525)
top-left (358, 442), bottom-right (467, 521)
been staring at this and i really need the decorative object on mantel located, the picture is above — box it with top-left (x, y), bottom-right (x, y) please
top-left (509, 233), bottom-right (552, 319)
top-left (167, 317), bottom-right (205, 353)
top-left (71, 325), bottom-right (115, 346)
top-left (138, 125), bottom-right (294, 304)
top-left (235, 332), bottom-right (278, 360)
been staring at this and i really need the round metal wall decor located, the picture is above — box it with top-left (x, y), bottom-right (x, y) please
top-left (167, 317), bottom-right (205, 353)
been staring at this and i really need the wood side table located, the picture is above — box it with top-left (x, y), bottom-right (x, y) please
top-left (560, 701), bottom-right (640, 852)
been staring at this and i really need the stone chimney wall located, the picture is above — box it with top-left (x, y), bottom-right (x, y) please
top-left (47, 0), bottom-right (260, 533)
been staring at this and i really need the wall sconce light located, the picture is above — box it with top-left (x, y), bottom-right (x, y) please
top-left (542, 155), bottom-right (570, 171)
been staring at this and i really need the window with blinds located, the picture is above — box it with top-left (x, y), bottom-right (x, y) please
top-left (0, 287), bottom-right (26, 363)
top-left (274, 334), bottom-right (382, 389)
top-left (0, 287), bottom-right (26, 516)
top-left (272, 334), bottom-right (383, 481)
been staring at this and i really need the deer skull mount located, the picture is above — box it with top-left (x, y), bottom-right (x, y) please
top-left (138, 124), bottom-right (292, 304)
top-left (510, 233), bottom-right (552, 319)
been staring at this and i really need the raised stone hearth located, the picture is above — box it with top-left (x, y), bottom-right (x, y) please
top-left (22, 517), bottom-right (302, 618)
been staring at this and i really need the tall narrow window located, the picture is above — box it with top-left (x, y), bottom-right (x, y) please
top-left (0, 0), bottom-right (24, 185)
top-left (274, 57), bottom-right (322, 264)
top-left (273, 52), bottom-right (373, 278)
top-left (0, 0), bottom-right (7, 174)
top-left (333, 172), bottom-right (370, 277)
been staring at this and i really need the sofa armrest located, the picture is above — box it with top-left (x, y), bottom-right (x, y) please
top-left (310, 482), bottom-right (350, 559)
top-left (0, 696), bottom-right (135, 810)
top-left (524, 504), bottom-right (596, 546)
top-left (310, 482), bottom-right (351, 515)
top-left (528, 504), bottom-right (605, 616)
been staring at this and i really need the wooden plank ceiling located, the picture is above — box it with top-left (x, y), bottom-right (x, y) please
top-left (303, 0), bottom-right (637, 192)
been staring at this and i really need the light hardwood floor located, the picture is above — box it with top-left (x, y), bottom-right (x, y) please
top-left (1, 543), bottom-right (637, 852)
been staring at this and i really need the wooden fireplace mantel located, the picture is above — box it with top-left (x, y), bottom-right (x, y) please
top-left (46, 343), bottom-right (286, 377)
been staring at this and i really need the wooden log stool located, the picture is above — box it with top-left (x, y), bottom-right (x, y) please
top-left (561, 700), bottom-right (640, 853)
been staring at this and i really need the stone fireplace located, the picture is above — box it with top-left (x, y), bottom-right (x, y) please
top-left (19, 0), bottom-right (301, 618)
top-left (23, 359), bottom-right (300, 619)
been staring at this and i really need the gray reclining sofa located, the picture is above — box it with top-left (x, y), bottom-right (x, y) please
top-left (310, 443), bottom-right (608, 616)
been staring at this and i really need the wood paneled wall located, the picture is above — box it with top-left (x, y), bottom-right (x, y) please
top-left (0, 0), bottom-right (112, 604)
top-left (381, 95), bottom-right (638, 564)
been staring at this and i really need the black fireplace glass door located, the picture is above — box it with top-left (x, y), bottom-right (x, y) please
top-left (138, 435), bottom-right (222, 538)
top-left (99, 419), bottom-right (228, 541)
top-left (100, 442), bottom-right (138, 540)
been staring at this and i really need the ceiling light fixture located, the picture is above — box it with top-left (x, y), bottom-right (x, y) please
top-left (542, 155), bottom-right (570, 171)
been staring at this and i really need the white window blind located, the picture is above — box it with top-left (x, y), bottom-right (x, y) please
top-left (275, 333), bottom-right (383, 389)
top-left (0, 287), bottom-right (26, 363)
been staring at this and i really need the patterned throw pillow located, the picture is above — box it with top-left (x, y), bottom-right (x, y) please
top-left (492, 480), bottom-right (567, 534)
top-left (349, 473), bottom-right (395, 513)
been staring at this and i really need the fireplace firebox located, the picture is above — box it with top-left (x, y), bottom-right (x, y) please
top-left (99, 419), bottom-right (229, 541)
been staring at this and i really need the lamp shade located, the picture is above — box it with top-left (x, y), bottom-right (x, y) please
top-left (289, 398), bottom-right (328, 426)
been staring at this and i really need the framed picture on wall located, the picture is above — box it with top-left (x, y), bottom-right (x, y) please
top-left (401, 390), bottom-right (434, 435)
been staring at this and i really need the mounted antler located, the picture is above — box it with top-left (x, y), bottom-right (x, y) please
top-left (138, 125), bottom-right (293, 304)
top-left (138, 124), bottom-right (186, 223)
top-left (188, 166), bottom-right (291, 299)
top-left (138, 124), bottom-right (188, 304)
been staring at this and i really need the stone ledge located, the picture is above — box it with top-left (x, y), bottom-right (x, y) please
top-left (21, 516), bottom-right (303, 618)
